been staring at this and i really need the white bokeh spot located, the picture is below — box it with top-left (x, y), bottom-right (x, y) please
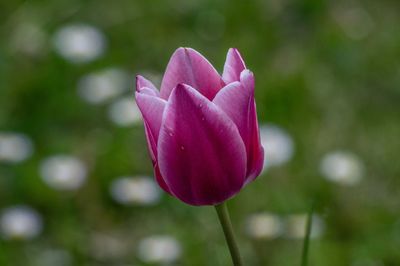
top-left (259, 124), bottom-right (294, 171)
top-left (110, 176), bottom-right (161, 206)
top-left (108, 97), bottom-right (142, 127)
top-left (0, 206), bottom-right (43, 240)
top-left (53, 24), bottom-right (107, 64)
top-left (40, 155), bottom-right (87, 191)
top-left (245, 213), bottom-right (283, 239)
top-left (0, 132), bottom-right (34, 163)
top-left (138, 235), bottom-right (182, 264)
top-left (320, 151), bottom-right (364, 186)
top-left (78, 68), bottom-right (130, 104)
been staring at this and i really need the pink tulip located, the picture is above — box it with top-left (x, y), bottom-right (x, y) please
top-left (135, 47), bottom-right (264, 206)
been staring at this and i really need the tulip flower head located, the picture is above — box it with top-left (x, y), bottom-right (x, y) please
top-left (135, 48), bottom-right (264, 206)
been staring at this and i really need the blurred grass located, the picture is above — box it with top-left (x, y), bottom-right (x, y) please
top-left (1, 0), bottom-right (400, 265)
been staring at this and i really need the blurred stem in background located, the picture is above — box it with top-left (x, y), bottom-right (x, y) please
top-left (215, 202), bottom-right (243, 266)
top-left (301, 201), bottom-right (315, 266)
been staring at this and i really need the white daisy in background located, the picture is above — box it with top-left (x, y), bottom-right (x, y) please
top-left (285, 214), bottom-right (324, 239)
top-left (40, 155), bottom-right (87, 191)
top-left (320, 151), bottom-right (364, 186)
top-left (137, 235), bottom-right (182, 264)
top-left (52, 24), bottom-right (107, 64)
top-left (110, 176), bottom-right (161, 206)
top-left (259, 124), bottom-right (295, 171)
top-left (245, 212), bottom-right (283, 240)
top-left (0, 206), bottom-right (43, 240)
top-left (0, 132), bottom-right (34, 163)
top-left (108, 97), bottom-right (142, 127)
top-left (77, 68), bottom-right (130, 104)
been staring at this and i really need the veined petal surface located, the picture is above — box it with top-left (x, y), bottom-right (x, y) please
top-left (213, 70), bottom-right (264, 180)
top-left (158, 84), bottom-right (247, 205)
top-left (160, 48), bottom-right (224, 100)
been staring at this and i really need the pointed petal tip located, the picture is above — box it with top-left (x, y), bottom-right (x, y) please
top-left (173, 47), bottom-right (204, 58)
top-left (135, 75), bottom-right (141, 92)
top-left (228, 48), bottom-right (245, 61)
top-left (240, 69), bottom-right (253, 79)
top-left (175, 83), bottom-right (186, 90)
top-left (228, 47), bottom-right (239, 54)
top-left (169, 83), bottom-right (187, 97)
top-left (223, 48), bottom-right (247, 84)
top-left (181, 47), bottom-right (196, 52)
top-left (171, 83), bottom-right (206, 103)
top-left (228, 48), bottom-right (242, 59)
top-left (240, 69), bottom-right (255, 92)
top-left (135, 75), bottom-right (149, 90)
top-left (160, 47), bottom-right (223, 100)
top-left (241, 68), bottom-right (252, 75)
top-left (172, 47), bottom-right (194, 56)
top-left (136, 75), bottom-right (160, 96)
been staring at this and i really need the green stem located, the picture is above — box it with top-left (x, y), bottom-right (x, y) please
top-left (215, 202), bottom-right (243, 266)
top-left (301, 202), bottom-right (315, 266)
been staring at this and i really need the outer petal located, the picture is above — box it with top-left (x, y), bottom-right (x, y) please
top-left (154, 162), bottom-right (172, 195)
top-left (135, 93), bottom-right (166, 151)
top-left (157, 84), bottom-right (247, 205)
top-left (213, 70), bottom-right (264, 182)
top-left (160, 48), bottom-right (224, 100)
top-left (222, 48), bottom-right (246, 84)
top-left (136, 75), bottom-right (159, 95)
top-left (135, 92), bottom-right (172, 193)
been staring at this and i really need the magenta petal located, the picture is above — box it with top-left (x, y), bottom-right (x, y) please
top-left (154, 163), bottom-right (173, 195)
top-left (135, 92), bottom-right (165, 164)
top-left (136, 75), bottom-right (157, 91)
top-left (157, 84), bottom-right (247, 205)
top-left (246, 103), bottom-right (264, 182)
top-left (160, 48), bottom-right (224, 100)
top-left (222, 48), bottom-right (246, 84)
top-left (138, 87), bottom-right (159, 97)
top-left (135, 92), bottom-right (172, 194)
top-left (135, 93), bottom-right (166, 144)
top-left (213, 70), bottom-right (264, 181)
top-left (142, 121), bottom-right (157, 162)
top-left (142, 122), bottom-right (173, 195)
top-left (240, 69), bottom-right (254, 91)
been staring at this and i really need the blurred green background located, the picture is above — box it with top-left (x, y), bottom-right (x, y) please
top-left (1, 0), bottom-right (400, 265)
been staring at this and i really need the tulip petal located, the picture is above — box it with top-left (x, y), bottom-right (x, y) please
top-left (213, 70), bottom-right (264, 181)
top-left (138, 87), bottom-right (159, 97)
top-left (135, 93), bottom-right (166, 148)
top-left (136, 75), bottom-right (159, 94)
top-left (158, 84), bottom-right (247, 205)
top-left (154, 162), bottom-right (173, 195)
top-left (222, 48), bottom-right (246, 84)
top-left (160, 48), bottom-right (224, 100)
top-left (135, 93), bottom-right (172, 194)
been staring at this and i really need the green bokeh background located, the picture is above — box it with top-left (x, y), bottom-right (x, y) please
top-left (1, 0), bottom-right (400, 265)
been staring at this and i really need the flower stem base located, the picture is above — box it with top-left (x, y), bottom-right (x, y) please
top-left (215, 202), bottom-right (243, 266)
